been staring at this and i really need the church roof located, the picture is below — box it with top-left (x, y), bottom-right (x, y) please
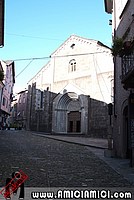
top-left (51, 34), bottom-right (111, 57)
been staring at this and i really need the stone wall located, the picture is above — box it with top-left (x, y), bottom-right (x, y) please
top-left (89, 99), bottom-right (108, 138)
top-left (27, 84), bottom-right (109, 138)
top-left (27, 87), bottom-right (57, 132)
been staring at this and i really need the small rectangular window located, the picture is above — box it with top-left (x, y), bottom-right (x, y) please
top-left (23, 110), bottom-right (25, 116)
top-left (3, 97), bottom-right (6, 106)
top-left (6, 100), bottom-right (8, 108)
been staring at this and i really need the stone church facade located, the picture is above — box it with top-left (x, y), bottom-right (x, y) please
top-left (27, 35), bottom-right (113, 137)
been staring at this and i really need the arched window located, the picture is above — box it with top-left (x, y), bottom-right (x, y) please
top-left (69, 59), bottom-right (76, 72)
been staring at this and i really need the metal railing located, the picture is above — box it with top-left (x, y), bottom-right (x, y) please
top-left (122, 53), bottom-right (134, 79)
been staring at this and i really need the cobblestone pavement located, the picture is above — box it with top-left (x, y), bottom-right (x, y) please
top-left (0, 130), bottom-right (133, 188)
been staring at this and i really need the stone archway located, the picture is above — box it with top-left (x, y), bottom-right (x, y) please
top-left (52, 92), bottom-right (89, 134)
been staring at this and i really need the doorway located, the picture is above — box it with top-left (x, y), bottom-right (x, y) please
top-left (68, 111), bottom-right (81, 133)
top-left (123, 106), bottom-right (130, 158)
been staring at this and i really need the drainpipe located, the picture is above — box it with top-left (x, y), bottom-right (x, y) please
top-left (87, 95), bottom-right (91, 136)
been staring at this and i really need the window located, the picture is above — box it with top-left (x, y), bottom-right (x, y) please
top-left (8, 85), bottom-right (11, 94)
top-left (19, 95), bottom-right (22, 104)
top-left (70, 43), bottom-right (75, 49)
top-left (22, 110), bottom-right (25, 117)
top-left (23, 97), bottom-right (25, 103)
top-left (6, 100), bottom-right (8, 108)
top-left (6, 69), bottom-right (9, 78)
top-left (69, 59), bottom-right (76, 72)
top-left (2, 97), bottom-right (6, 106)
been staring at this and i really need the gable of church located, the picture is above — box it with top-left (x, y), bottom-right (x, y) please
top-left (51, 35), bottom-right (109, 57)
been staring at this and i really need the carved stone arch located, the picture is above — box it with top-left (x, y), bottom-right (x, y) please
top-left (52, 92), bottom-right (89, 134)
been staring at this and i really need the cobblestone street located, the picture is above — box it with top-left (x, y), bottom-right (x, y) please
top-left (0, 130), bottom-right (132, 188)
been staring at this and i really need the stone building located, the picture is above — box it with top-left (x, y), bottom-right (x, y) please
top-left (27, 83), bottom-right (109, 137)
top-left (0, 61), bottom-right (4, 104)
top-left (0, 60), bottom-right (15, 128)
top-left (27, 35), bottom-right (114, 137)
top-left (28, 35), bottom-right (113, 104)
top-left (52, 90), bottom-right (108, 137)
top-left (0, 0), bottom-right (4, 47)
top-left (10, 102), bottom-right (17, 128)
top-left (104, 0), bottom-right (134, 165)
top-left (16, 90), bottom-right (28, 129)
top-left (26, 83), bottom-right (57, 132)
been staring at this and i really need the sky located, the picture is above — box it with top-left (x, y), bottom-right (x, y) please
top-left (0, 0), bottom-right (112, 94)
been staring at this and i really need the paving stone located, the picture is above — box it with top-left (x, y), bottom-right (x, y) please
top-left (0, 130), bottom-right (132, 188)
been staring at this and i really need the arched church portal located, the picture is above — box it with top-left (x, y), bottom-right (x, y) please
top-left (52, 92), bottom-right (88, 134)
